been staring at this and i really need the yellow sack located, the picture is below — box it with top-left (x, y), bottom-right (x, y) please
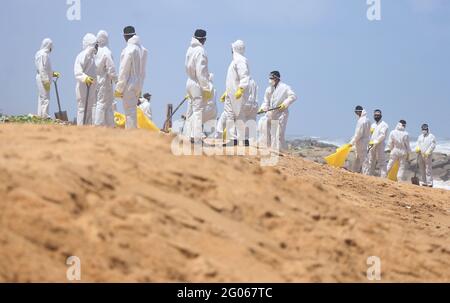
top-left (387, 160), bottom-right (400, 182)
top-left (325, 144), bottom-right (352, 168)
top-left (114, 109), bottom-right (160, 132)
top-left (137, 108), bottom-right (160, 132)
top-left (114, 112), bottom-right (126, 128)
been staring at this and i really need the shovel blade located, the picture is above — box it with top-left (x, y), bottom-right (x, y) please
top-left (55, 111), bottom-right (69, 122)
top-left (411, 176), bottom-right (420, 186)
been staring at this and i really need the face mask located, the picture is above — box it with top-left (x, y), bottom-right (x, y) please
top-left (422, 130), bottom-right (428, 135)
top-left (269, 79), bottom-right (276, 86)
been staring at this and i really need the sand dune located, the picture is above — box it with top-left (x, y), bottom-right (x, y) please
top-left (0, 124), bottom-right (449, 282)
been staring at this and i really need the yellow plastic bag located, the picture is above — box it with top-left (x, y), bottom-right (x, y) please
top-left (114, 109), bottom-right (160, 132)
top-left (325, 144), bottom-right (352, 168)
top-left (114, 112), bottom-right (126, 128)
top-left (387, 160), bottom-right (400, 182)
top-left (137, 108), bottom-right (160, 132)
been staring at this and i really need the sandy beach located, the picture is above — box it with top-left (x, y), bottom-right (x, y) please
top-left (0, 124), bottom-right (449, 282)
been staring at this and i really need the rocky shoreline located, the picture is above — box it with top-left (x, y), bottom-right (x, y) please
top-left (287, 139), bottom-right (450, 183)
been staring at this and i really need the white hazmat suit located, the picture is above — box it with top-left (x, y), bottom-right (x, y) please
top-left (116, 35), bottom-right (148, 129)
top-left (416, 132), bottom-right (437, 186)
top-left (74, 33), bottom-right (98, 126)
top-left (35, 38), bottom-right (54, 118)
top-left (138, 97), bottom-right (152, 121)
top-left (224, 40), bottom-right (255, 142)
top-left (363, 120), bottom-right (389, 177)
top-left (386, 123), bottom-right (412, 182)
top-left (95, 30), bottom-right (117, 127)
top-left (258, 82), bottom-right (297, 150)
top-left (184, 37), bottom-right (213, 141)
top-left (349, 110), bottom-right (371, 173)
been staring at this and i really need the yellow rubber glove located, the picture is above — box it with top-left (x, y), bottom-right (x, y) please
top-left (279, 103), bottom-right (288, 111)
top-left (220, 92), bottom-right (227, 103)
top-left (43, 81), bottom-right (51, 92)
top-left (84, 76), bottom-right (95, 86)
top-left (369, 141), bottom-right (376, 147)
top-left (235, 87), bottom-right (244, 100)
top-left (424, 152), bottom-right (430, 159)
top-left (185, 94), bottom-right (190, 100)
top-left (114, 90), bottom-right (123, 98)
top-left (370, 128), bottom-right (375, 134)
top-left (415, 146), bottom-right (421, 154)
top-left (202, 90), bottom-right (213, 101)
top-left (53, 72), bottom-right (61, 78)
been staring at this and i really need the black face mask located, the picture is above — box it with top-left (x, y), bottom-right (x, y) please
top-left (374, 115), bottom-right (382, 122)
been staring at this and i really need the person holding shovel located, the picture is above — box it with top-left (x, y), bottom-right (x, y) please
top-left (35, 38), bottom-right (60, 118)
top-left (257, 71), bottom-right (297, 151)
top-left (74, 33), bottom-right (98, 126)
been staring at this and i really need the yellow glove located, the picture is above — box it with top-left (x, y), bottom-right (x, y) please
top-left (84, 76), bottom-right (95, 86)
top-left (415, 147), bottom-right (421, 154)
top-left (202, 90), bottom-right (213, 101)
top-left (370, 128), bottom-right (375, 134)
top-left (279, 103), bottom-right (288, 111)
top-left (220, 92), bottom-right (227, 103)
top-left (184, 94), bottom-right (190, 100)
top-left (114, 90), bottom-right (123, 98)
top-left (369, 141), bottom-right (376, 147)
top-left (235, 87), bottom-right (245, 100)
top-left (424, 152), bottom-right (430, 159)
top-left (53, 72), bottom-right (61, 78)
top-left (43, 81), bottom-right (51, 92)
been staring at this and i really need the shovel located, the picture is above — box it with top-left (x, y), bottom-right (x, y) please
top-left (161, 96), bottom-right (189, 133)
top-left (257, 106), bottom-right (282, 115)
top-left (53, 78), bottom-right (68, 121)
top-left (411, 156), bottom-right (420, 186)
top-left (83, 84), bottom-right (91, 126)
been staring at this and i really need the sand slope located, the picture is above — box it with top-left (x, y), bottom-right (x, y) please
top-left (0, 124), bottom-right (449, 282)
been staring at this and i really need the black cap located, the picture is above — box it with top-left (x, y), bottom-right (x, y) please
top-left (355, 106), bottom-right (364, 112)
top-left (124, 26), bottom-right (136, 36)
top-left (194, 29), bottom-right (207, 39)
top-left (400, 120), bottom-right (407, 126)
top-left (421, 124), bottom-right (429, 130)
top-left (143, 93), bottom-right (152, 100)
top-left (270, 71), bottom-right (281, 79)
top-left (374, 109), bottom-right (382, 114)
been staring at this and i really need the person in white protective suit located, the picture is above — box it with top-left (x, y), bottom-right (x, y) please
top-left (415, 124), bottom-right (437, 187)
top-left (221, 40), bottom-right (257, 147)
top-left (349, 106), bottom-right (372, 173)
top-left (35, 38), bottom-right (60, 118)
top-left (138, 93), bottom-right (153, 121)
top-left (202, 73), bottom-right (218, 126)
top-left (258, 71), bottom-right (297, 151)
top-left (386, 120), bottom-right (412, 182)
top-left (95, 30), bottom-right (117, 127)
top-left (115, 26), bottom-right (148, 129)
top-left (74, 33), bottom-right (98, 126)
top-left (214, 111), bottom-right (227, 140)
top-left (363, 109), bottom-right (389, 177)
top-left (184, 29), bottom-right (214, 143)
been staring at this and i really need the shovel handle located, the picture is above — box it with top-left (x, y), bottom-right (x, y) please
top-left (162, 96), bottom-right (188, 132)
top-left (257, 106), bottom-right (282, 115)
